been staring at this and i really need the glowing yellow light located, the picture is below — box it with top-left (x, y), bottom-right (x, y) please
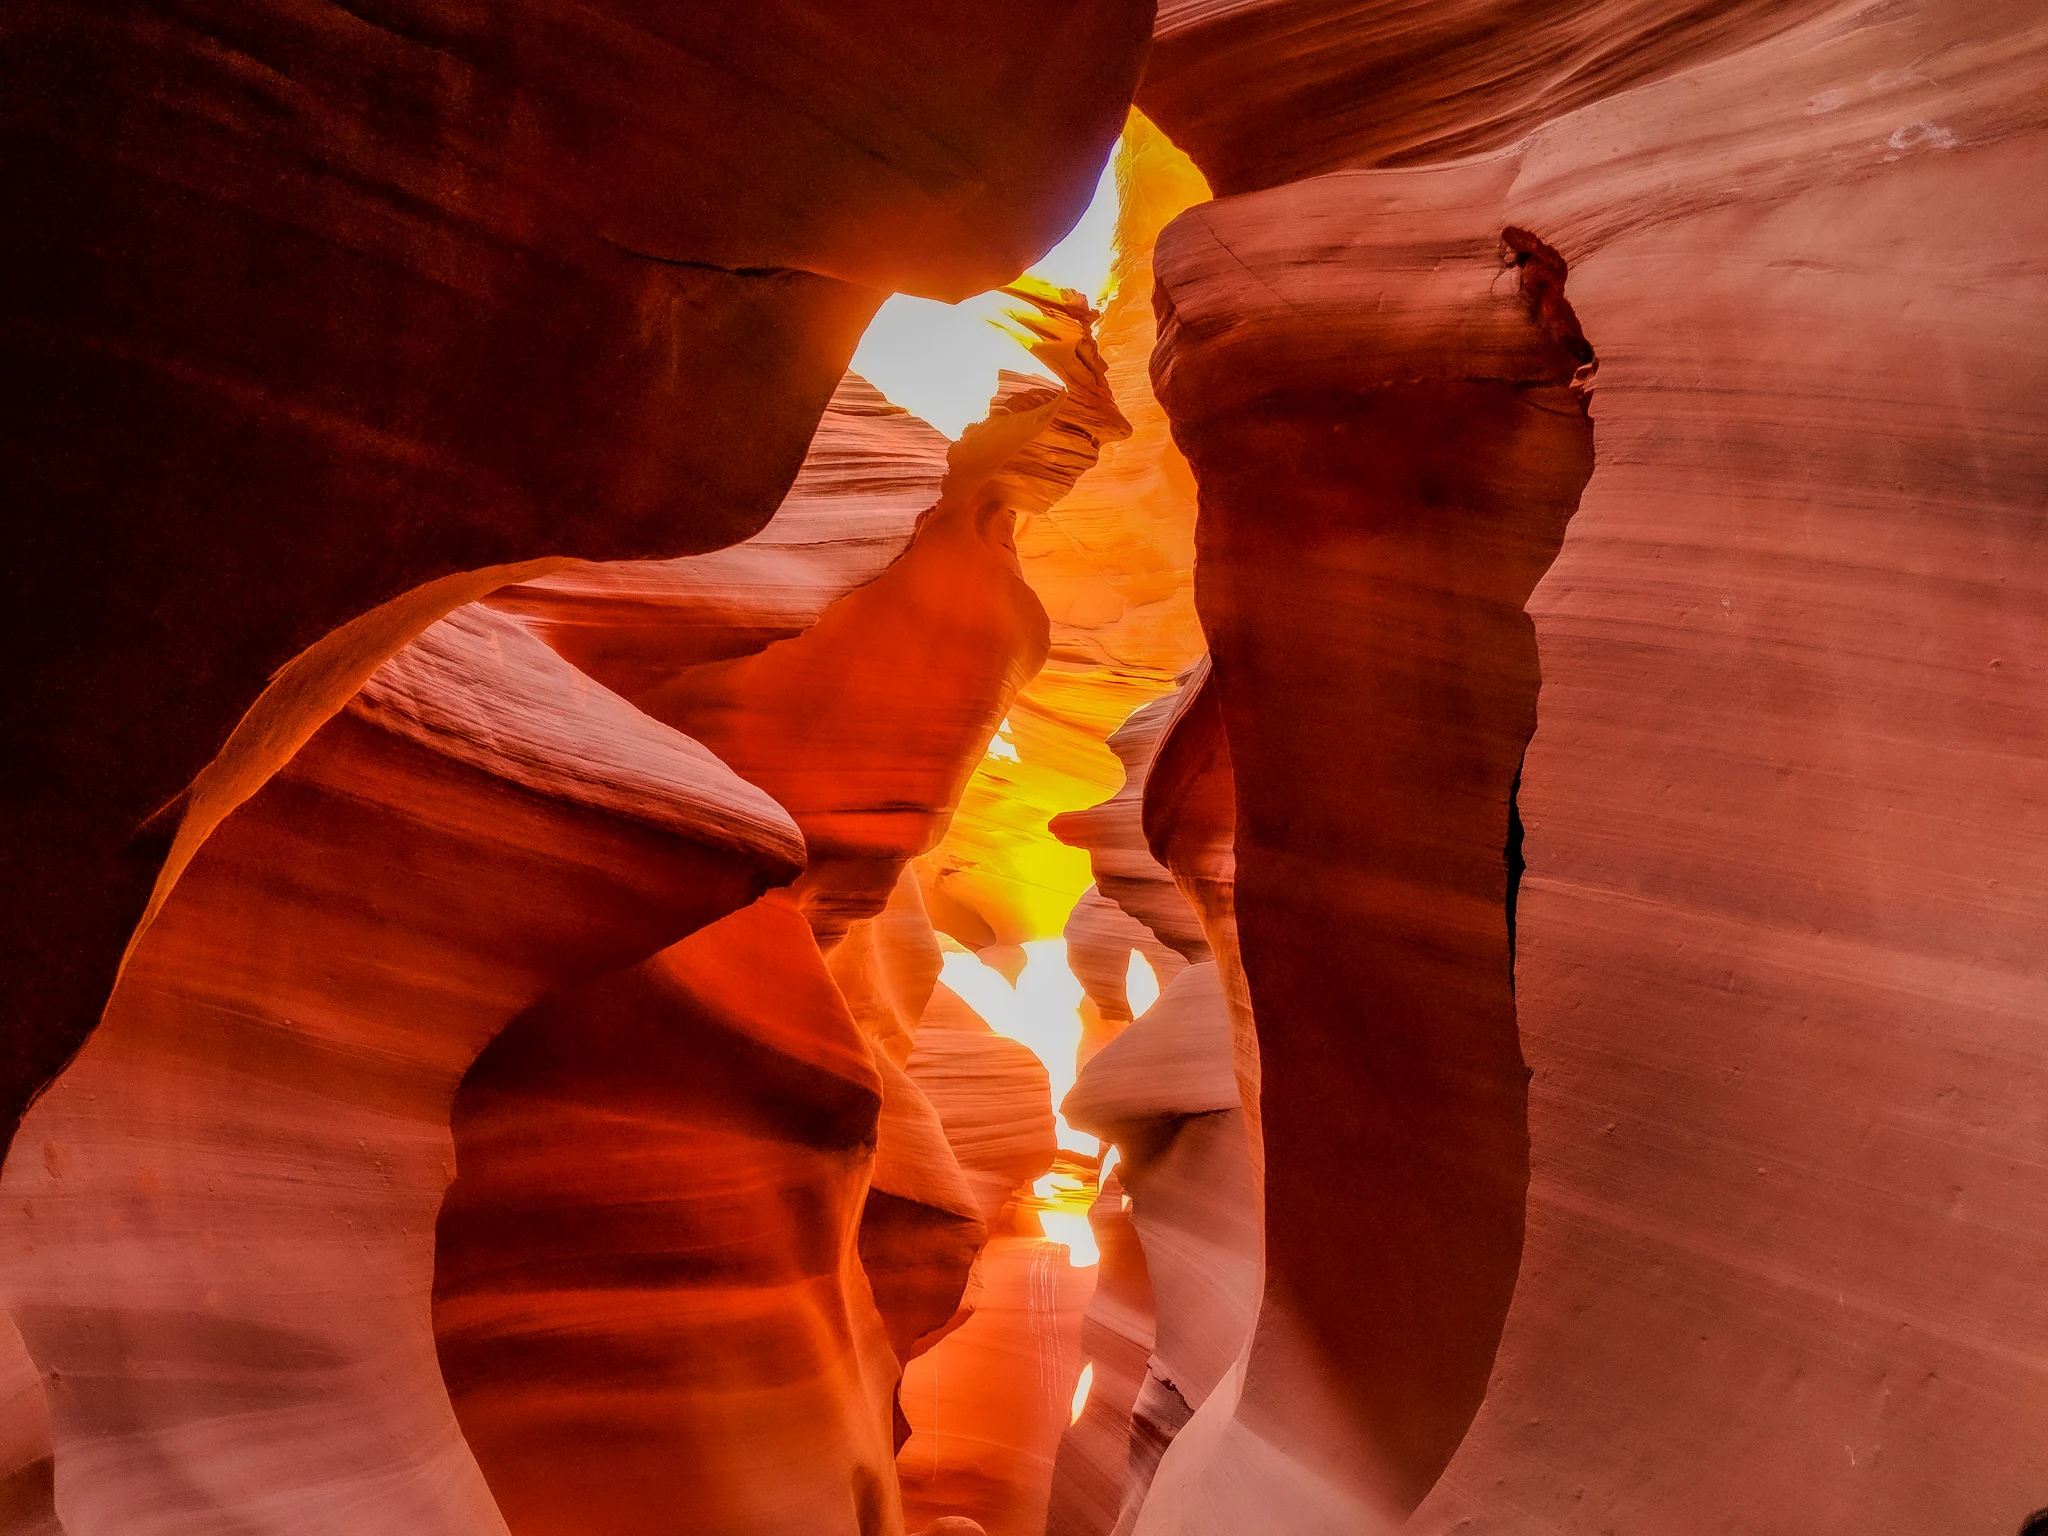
top-left (1040, 1207), bottom-right (1099, 1267)
top-left (984, 715), bottom-right (1022, 763)
top-left (919, 112), bottom-right (1212, 954)
top-left (938, 939), bottom-right (1093, 1152)
top-left (1070, 1360), bottom-right (1095, 1424)
top-left (1124, 949), bottom-right (1161, 1017)
top-left (851, 159), bottom-right (1119, 438)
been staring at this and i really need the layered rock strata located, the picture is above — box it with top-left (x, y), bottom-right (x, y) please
top-left (925, 119), bottom-right (1212, 948)
top-left (0, 606), bottom-right (803, 1534)
top-left (488, 374), bottom-right (952, 687)
top-left (1040, 1162), bottom-right (1153, 1536)
top-left (12, 5), bottom-right (2047, 1534)
top-left (3, 0), bottom-right (1151, 1188)
top-left (1132, 0), bottom-right (2048, 1529)
top-left (1055, 964), bottom-right (1260, 1536)
top-left (433, 354), bottom-right (1129, 1531)
top-left (433, 895), bottom-right (906, 1536)
top-left (1051, 688), bottom-right (1212, 966)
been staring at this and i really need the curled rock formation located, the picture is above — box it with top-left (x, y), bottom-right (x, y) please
top-left (906, 1003), bottom-right (1058, 1236)
top-left (2, 0), bottom-right (1151, 1187)
top-left (1051, 687), bottom-right (1211, 965)
top-left (1057, 963), bottom-right (1260, 1536)
top-left (862, 1049), bottom-right (989, 1375)
top-left (927, 120), bottom-right (1212, 949)
top-left (0, 605), bottom-right (801, 1534)
top-left (488, 373), bottom-right (952, 686)
top-left (1147, 163), bottom-right (1596, 1523)
top-left (433, 347), bottom-right (1129, 1530)
top-left (1058, 886), bottom-right (1185, 1058)
top-left (434, 894), bottom-right (903, 1536)
top-left (636, 374), bottom-right (1059, 941)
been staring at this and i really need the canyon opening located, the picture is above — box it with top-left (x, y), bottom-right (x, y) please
top-left (4, 3), bottom-right (2046, 1535)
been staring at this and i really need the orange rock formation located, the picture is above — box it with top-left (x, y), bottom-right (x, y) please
top-left (7, 6), bottom-right (2048, 1536)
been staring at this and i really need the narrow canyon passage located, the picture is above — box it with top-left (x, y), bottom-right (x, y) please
top-left (0, 106), bottom-right (1594, 1536)
top-left (7, 5), bottom-right (2048, 1535)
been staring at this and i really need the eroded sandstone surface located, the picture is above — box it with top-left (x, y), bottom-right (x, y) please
top-left (5, 4), bottom-right (2046, 1535)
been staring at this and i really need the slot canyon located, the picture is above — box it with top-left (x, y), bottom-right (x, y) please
top-left (3, 2), bottom-right (2045, 1533)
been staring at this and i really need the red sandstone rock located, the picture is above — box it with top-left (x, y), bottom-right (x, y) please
top-left (488, 374), bottom-right (952, 687)
top-left (434, 894), bottom-right (905, 1536)
top-left (1133, 159), bottom-right (1598, 1527)
top-left (0, 1316), bottom-right (58, 1536)
top-left (1057, 964), bottom-right (1260, 1536)
top-left (1416, 7), bottom-right (2048, 1530)
top-left (633, 384), bottom-right (1060, 941)
top-left (1059, 886), bottom-right (1186, 1063)
top-left (895, 982), bottom-right (1086, 1536)
top-left (896, 1236), bottom-right (1095, 1536)
top-left (921, 278), bottom-right (1161, 949)
top-left (831, 866), bottom-right (951, 1072)
top-left (13, 4), bottom-right (2048, 1534)
top-left (1139, 0), bottom-right (1840, 192)
top-left (906, 1001), bottom-right (1059, 1235)
top-left (2, 0), bottom-right (1152, 1182)
top-left (430, 361), bottom-right (1112, 1527)
top-left (1052, 687), bottom-right (1212, 964)
top-left (863, 1049), bottom-right (991, 1376)
top-left (1132, 2), bottom-right (2048, 1531)
top-left (0, 606), bottom-right (800, 1534)
top-left (1042, 1164), bottom-right (1155, 1536)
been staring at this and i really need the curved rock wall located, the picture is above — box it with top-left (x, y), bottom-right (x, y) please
top-left (1421, 5), bottom-right (2048, 1529)
top-left (1127, 0), bottom-right (2048, 1530)
top-left (1146, 167), bottom-right (1597, 1523)
top-left (10, 5), bottom-right (2047, 1535)
top-left (2, 0), bottom-right (1152, 1183)
top-left (433, 896), bottom-right (904, 1536)
top-left (0, 607), bottom-right (803, 1535)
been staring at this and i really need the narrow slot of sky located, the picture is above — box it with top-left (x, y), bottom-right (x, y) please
top-left (851, 155), bottom-right (1121, 438)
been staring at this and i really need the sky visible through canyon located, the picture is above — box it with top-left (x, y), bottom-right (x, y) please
top-left (853, 156), bottom-right (1122, 436)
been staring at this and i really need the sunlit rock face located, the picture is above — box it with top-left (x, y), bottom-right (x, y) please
top-left (924, 120), bottom-right (1213, 950)
top-left (1, 607), bottom-right (805, 1535)
top-left (434, 895), bottom-right (906, 1536)
top-left (1, 0), bottom-right (1153, 1196)
top-left (10, 5), bottom-right (2048, 1536)
top-left (1127, 1), bottom-right (2048, 1532)
top-left (1057, 963), bottom-right (1260, 1536)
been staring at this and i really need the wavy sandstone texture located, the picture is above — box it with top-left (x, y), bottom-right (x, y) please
top-left (1128, 1), bottom-right (2048, 1531)
top-left (433, 348), bottom-right (1140, 1535)
top-left (0, 607), bottom-right (804, 1535)
top-left (1144, 170), bottom-right (1598, 1530)
top-left (924, 122), bottom-right (1211, 948)
top-left (433, 895), bottom-right (906, 1536)
top-left (7, 5), bottom-right (2048, 1536)
top-left (487, 373), bottom-right (953, 685)
top-left (1057, 963), bottom-right (1260, 1536)
top-left (1, 0), bottom-right (1152, 1180)
top-left (0, 332), bottom-right (1130, 1533)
